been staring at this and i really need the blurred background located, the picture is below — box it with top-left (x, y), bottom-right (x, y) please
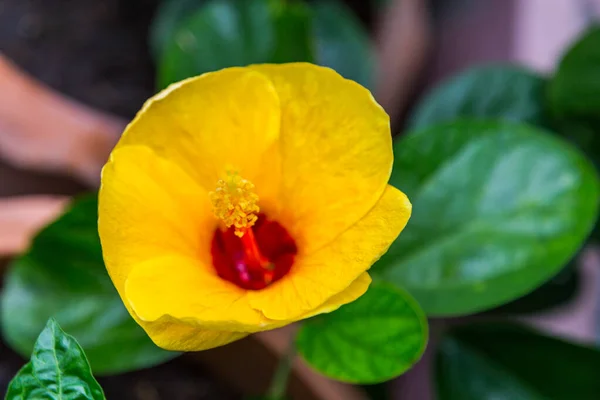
top-left (1, 0), bottom-right (600, 399)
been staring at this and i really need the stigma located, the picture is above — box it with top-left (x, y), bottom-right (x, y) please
top-left (209, 172), bottom-right (259, 237)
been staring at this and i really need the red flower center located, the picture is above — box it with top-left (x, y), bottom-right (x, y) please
top-left (211, 214), bottom-right (298, 290)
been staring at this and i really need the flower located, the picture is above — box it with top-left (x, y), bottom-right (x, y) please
top-left (98, 63), bottom-right (412, 351)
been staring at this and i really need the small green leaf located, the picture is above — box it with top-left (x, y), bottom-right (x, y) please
top-left (296, 283), bottom-right (428, 384)
top-left (436, 322), bottom-right (600, 400)
top-left (312, 0), bottom-right (375, 90)
top-left (548, 25), bottom-right (600, 122)
top-left (409, 65), bottom-right (547, 130)
top-left (6, 318), bottom-right (105, 400)
top-left (1, 194), bottom-right (177, 375)
top-left (375, 120), bottom-right (599, 316)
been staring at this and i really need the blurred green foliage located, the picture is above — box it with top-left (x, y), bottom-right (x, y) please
top-left (436, 323), bottom-right (600, 400)
top-left (1, 194), bottom-right (177, 375)
top-left (548, 26), bottom-right (600, 123)
top-left (408, 65), bottom-right (548, 130)
top-left (152, 0), bottom-right (375, 90)
top-left (402, 24), bottom-right (600, 400)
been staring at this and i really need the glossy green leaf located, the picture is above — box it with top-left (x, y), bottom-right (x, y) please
top-left (375, 120), bottom-right (599, 316)
top-left (296, 283), bottom-right (427, 384)
top-left (1, 194), bottom-right (176, 375)
top-left (436, 323), bottom-right (600, 400)
top-left (6, 318), bottom-right (105, 400)
top-left (149, 0), bottom-right (208, 60)
top-left (409, 65), bottom-right (547, 130)
top-left (312, 0), bottom-right (375, 90)
top-left (157, 0), bottom-right (375, 90)
top-left (548, 25), bottom-right (600, 122)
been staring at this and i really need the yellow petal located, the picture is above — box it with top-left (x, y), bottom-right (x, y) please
top-left (250, 63), bottom-right (392, 254)
top-left (125, 254), bottom-right (270, 332)
top-left (301, 272), bottom-right (372, 319)
top-left (99, 145), bottom-right (250, 351)
top-left (115, 67), bottom-right (282, 206)
top-left (140, 317), bottom-right (247, 352)
top-left (99, 146), bottom-right (215, 295)
top-left (137, 273), bottom-right (369, 352)
top-left (248, 185), bottom-right (411, 320)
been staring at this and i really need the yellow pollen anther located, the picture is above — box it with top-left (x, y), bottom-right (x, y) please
top-left (209, 172), bottom-right (259, 237)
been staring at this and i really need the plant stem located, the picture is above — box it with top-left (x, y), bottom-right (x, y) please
top-left (266, 340), bottom-right (296, 400)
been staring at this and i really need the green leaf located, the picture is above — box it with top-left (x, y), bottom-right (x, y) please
top-left (156, 0), bottom-right (375, 90)
top-left (6, 318), bottom-right (105, 400)
top-left (312, 0), bottom-right (375, 90)
top-left (548, 25), bottom-right (600, 122)
top-left (1, 194), bottom-right (177, 375)
top-left (296, 283), bottom-right (428, 384)
top-left (157, 0), bottom-right (277, 88)
top-left (436, 322), bottom-right (600, 400)
top-left (409, 65), bottom-right (547, 131)
top-left (375, 120), bottom-right (599, 316)
top-left (149, 0), bottom-right (208, 60)
top-left (545, 27), bottom-right (600, 242)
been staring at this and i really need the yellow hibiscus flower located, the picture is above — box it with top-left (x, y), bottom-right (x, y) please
top-left (98, 63), bottom-right (412, 351)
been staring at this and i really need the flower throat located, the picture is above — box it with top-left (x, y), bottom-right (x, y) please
top-left (209, 172), bottom-right (297, 290)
